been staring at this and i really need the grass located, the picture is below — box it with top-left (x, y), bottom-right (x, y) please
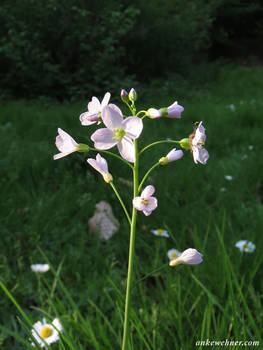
top-left (0, 64), bottom-right (263, 349)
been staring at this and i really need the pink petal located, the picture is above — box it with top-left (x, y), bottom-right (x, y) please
top-left (53, 152), bottom-right (68, 160)
top-left (193, 147), bottom-right (209, 165)
top-left (91, 128), bottom-right (118, 150)
top-left (107, 103), bottom-right (123, 116)
top-left (122, 117), bottom-right (143, 139)
top-left (143, 209), bottom-right (153, 216)
top-left (95, 153), bottom-right (108, 172)
top-left (102, 106), bottom-right (123, 130)
top-left (117, 137), bottom-right (135, 163)
top-left (133, 197), bottom-right (145, 211)
top-left (101, 92), bottom-right (111, 107)
top-left (141, 185), bottom-right (155, 198)
top-left (179, 248), bottom-right (203, 265)
top-left (87, 157), bottom-right (107, 176)
top-left (79, 112), bottom-right (97, 126)
top-left (145, 197), bottom-right (158, 211)
top-left (88, 97), bottom-right (100, 112)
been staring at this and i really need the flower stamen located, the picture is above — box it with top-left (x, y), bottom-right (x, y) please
top-left (40, 326), bottom-right (53, 338)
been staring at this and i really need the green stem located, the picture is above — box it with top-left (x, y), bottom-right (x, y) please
top-left (136, 110), bottom-right (147, 117)
top-left (138, 162), bottom-right (160, 193)
top-left (139, 140), bottom-right (180, 155)
top-left (90, 148), bottom-right (134, 170)
top-left (121, 138), bottom-right (139, 350)
top-left (110, 182), bottom-right (131, 225)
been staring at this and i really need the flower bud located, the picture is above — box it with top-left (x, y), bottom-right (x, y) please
top-left (169, 248), bottom-right (203, 266)
top-left (159, 148), bottom-right (184, 165)
top-left (121, 89), bottom-right (129, 103)
top-left (179, 138), bottom-right (191, 150)
top-left (167, 102), bottom-right (184, 118)
top-left (128, 88), bottom-right (137, 102)
top-left (147, 108), bottom-right (162, 119)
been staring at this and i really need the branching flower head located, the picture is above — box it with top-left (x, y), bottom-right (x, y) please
top-left (80, 92), bottom-right (111, 126)
top-left (31, 318), bottom-right (62, 348)
top-left (189, 121), bottom-right (209, 165)
top-left (235, 240), bottom-right (255, 253)
top-left (151, 228), bottom-right (169, 237)
top-left (31, 264), bottom-right (50, 273)
top-left (167, 248), bottom-right (181, 260)
top-left (91, 105), bottom-right (143, 163)
top-left (169, 248), bottom-right (203, 266)
top-left (133, 185), bottom-right (158, 216)
top-left (87, 154), bottom-right (113, 183)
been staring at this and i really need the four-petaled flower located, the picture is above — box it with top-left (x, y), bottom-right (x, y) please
top-left (53, 128), bottom-right (79, 160)
top-left (87, 154), bottom-right (113, 183)
top-left (80, 92), bottom-right (111, 126)
top-left (151, 229), bottom-right (169, 238)
top-left (169, 248), bottom-right (203, 266)
top-left (189, 121), bottom-right (209, 165)
top-left (235, 240), bottom-right (255, 253)
top-left (31, 264), bottom-right (50, 273)
top-left (167, 248), bottom-right (181, 260)
top-left (31, 318), bottom-right (62, 348)
top-left (91, 105), bottom-right (143, 163)
top-left (133, 185), bottom-right (158, 216)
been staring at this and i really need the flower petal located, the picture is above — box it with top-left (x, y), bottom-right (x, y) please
top-left (79, 111), bottom-right (98, 126)
top-left (95, 154), bottom-right (108, 172)
top-left (102, 106), bottom-right (123, 130)
top-left (193, 147), bottom-right (209, 165)
top-left (88, 97), bottom-right (100, 112)
top-left (141, 185), bottom-right (155, 198)
top-left (117, 137), bottom-right (135, 163)
top-left (101, 92), bottom-right (111, 108)
top-left (133, 197), bottom-right (145, 211)
top-left (122, 117), bottom-right (143, 139)
top-left (91, 128), bottom-right (117, 150)
top-left (145, 196), bottom-right (158, 211)
top-left (143, 209), bottom-right (153, 216)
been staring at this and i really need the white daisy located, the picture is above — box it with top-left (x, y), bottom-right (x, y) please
top-left (167, 248), bottom-right (181, 260)
top-left (235, 240), bottom-right (256, 253)
top-left (31, 318), bottom-right (62, 348)
top-left (151, 229), bottom-right (169, 238)
top-left (31, 264), bottom-right (50, 273)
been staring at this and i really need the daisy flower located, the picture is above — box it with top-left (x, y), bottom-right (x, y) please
top-left (169, 248), bottom-right (203, 266)
top-left (235, 240), bottom-right (255, 253)
top-left (133, 185), bottom-right (158, 216)
top-left (31, 264), bottom-right (50, 273)
top-left (189, 121), bottom-right (209, 165)
top-left (31, 318), bottom-right (62, 348)
top-left (87, 154), bottom-right (113, 183)
top-left (167, 248), bottom-right (181, 260)
top-left (80, 92), bottom-right (111, 126)
top-left (151, 229), bottom-right (169, 238)
top-left (91, 105), bottom-right (143, 163)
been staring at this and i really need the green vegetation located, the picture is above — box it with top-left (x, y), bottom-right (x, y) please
top-left (0, 65), bottom-right (263, 349)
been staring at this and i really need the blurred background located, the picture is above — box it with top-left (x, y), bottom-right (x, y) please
top-left (1, 0), bottom-right (263, 349)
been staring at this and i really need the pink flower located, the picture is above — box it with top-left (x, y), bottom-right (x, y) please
top-left (91, 105), bottom-right (143, 163)
top-left (190, 121), bottom-right (209, 165)
top-left (80, 92), bottom-right (111, 126)
top-left (169, 248), bottom-right (203, 266)
top-left (133, 185), bottom-right (158, 216)
top-left (166, 101), bottom-right (184, 118)
top-left (53, 128), bottom-right (79, 160)
top-left (87, 154), bottom-right (113, 183)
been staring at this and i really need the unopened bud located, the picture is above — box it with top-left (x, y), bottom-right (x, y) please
top-left (128, 88), bottom-right (137, 102)
top-left (159, 157), bottom-right (169, 165)
top-left (121, 89), bottom-right (129, 103)
top-left (147, 108), bottom-right (162, 119)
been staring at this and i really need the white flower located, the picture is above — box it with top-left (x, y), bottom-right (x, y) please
top-left (228, 104), bottom-right (236, 111)
top-left (91, 105), bottom-right (143, 163)
top-left (159, 148), bottom-right (184, 164)
top-left (31, 318), bottom-right (62, 348)
top-left (248, 145), bottom-right (254, 150)
top-left (225, 175), bottom-right (233, 181)
top-left (133, 185), bottom-right (158, 216)
top-left (53, 128), bottom-right (79, 160)
top-left (31, 264), bottom-right (50, 273)
top-left (167, 248), bottom-right (181, 260)
top-left (87, 154), bottom-right (113, 183)
top-left (235, 240), bottom-right (256, 253)
top-left (80, 92), bottom-right (111, 126)
top-left (166, 101), bottom-right (184, 118)
top-left (169, 248), bottom-right (203, 266)
top-left (151, 229), bottom-right (169, 238)
top-left (190, 121), bottom-right (209, 165)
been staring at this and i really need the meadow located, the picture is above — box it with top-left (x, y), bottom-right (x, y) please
top-left (0, 65), bottom-right (263, 349)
